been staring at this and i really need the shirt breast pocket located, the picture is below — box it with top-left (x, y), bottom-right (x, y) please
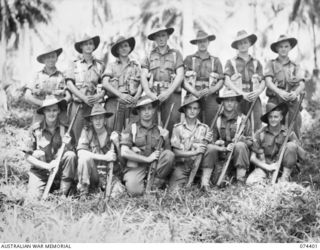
top-left (135, 135), bottom-right (146, 147)
top-left (164, 58), bottom-right (174, 71)
top-left (150, 57), bottom-right (160, 70)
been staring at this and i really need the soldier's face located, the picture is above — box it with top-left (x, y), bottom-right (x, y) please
top-left (81, 39), bottom-right (95, 54)
top-left (197, 39), bottom-right (209, 52)
top-left (91, 115), bottom-right (106, 130)
top-left (268, 110), bottom-right (283, 127)
top-left (43, 104), bottom-right (60, 123)
top-left (154, 31), bottom-right (169, 47)
top-left (222, 97), bottom-right (238, 112)
top-left (185, 102), bottom-right (201, 119)
top-left (237, 38), bottom-right (251, 52)
top-left (117, 41), bottom-right (131, 57)
top-left (139, 104), bottom-right (156, 121)
top-left (277, 41), bottom-right (291, 57)
top-left (43, 52), bottom-right (58, 67)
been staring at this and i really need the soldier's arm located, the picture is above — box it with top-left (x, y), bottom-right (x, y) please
top-left (77, 149), bottom-right (114, 162)
top-left (121, 145), bottom-right (155, 164)
top-left (250, 152), bottom-right (274, 172)
top-left (209, 57), bottom-right (224, 94)
top-left (25, 155), bottom-right (53, 170)
top-left (141, 68), bottom-right (157, 100)
top-left (183, 78), bottom-right (200, 97)
top-left (24, 89), bottom-right (43, 106)
top-left (223, 60), bottom-right (243, 95)
top-left (66, 79), bottom-right (91, 105)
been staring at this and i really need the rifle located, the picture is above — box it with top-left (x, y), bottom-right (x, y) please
top-left (145, 103), bottom-right (175, 193)
top-left (156, 83), bottom-right (162, 126)
top-left (186, 104), bottom-right (223, 188)
top-left (271, 93), bottom-right (305, 184)
top-left (42, 104), bottom-right (81, 200)
top-left (104, 101), bottom-right (120, 201)
top-left (216, 97), bottom-right (258, 186)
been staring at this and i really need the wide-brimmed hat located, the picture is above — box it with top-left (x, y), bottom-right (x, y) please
top-left (111, 36), bottom-right (135, 57)
top-left (178, 94), bottom-right (201, 113)
top-left (36, 46), bottom-right (63, 64)
top-left (36, 95), bottom-right (67, 114)
top-left (217, 87), bottom-right (242, 104)
top-left (190, 30), bottom-right (216, 45)
top-left (74, 35), bottom-right (100, 53)
top-left (132, 96), bottom-right (159, 115)
top-left (147, 26), bottom-right (174, 41)
top-left (270, 34), bottom-right (298, 53)
top-left (231, 30), bottom-right (257, 49)
top-left (85, 104), bottom-right (113, 120)
top-left (260, 102), bottom-right (288, 124)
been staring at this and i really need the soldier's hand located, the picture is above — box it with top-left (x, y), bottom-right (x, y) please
top-left (199, 88), bottom-right (209, 98)
top-left (196, 143), bottom-right (207, 154)
top-left (47, 159), bottom-right (59, 171)
top-left (247, 91), bottom-right (259, 102)
top-left (62, 134), bottom-right (72, 145)
top-left (288, 92), bottom-right (298, 101)
top-left (159, 127), bottom-right (169, 141)
top-left (110, 131), bottom-right (119, 144)
top-left (83, 96), bottom-right (93, 107)
top-left (226, 143), bottom-right (235, 152)
top-left (267, 163), bottom-right (278, 172)
top-left (148, 150), bottom-right (160, 163)
top-left (242, 92), bottom-right (251, 102)
top-left (185, 70), bottom-right (196, 78)
top-left (104, 150), bottom-right (116, 162)
top-left (148, 92), bottom-right (158, 101)
top-left (87, 94), bottom-right (101, 105)
top-left (278, 90), bottom-right (291, 101)
top-left (120, 93), bottom-right (135, 104)
top-left (131, 146), bottom-right (141, 154)
top-left (215, 140), bottom-right (225, 146)
top-left (205, 131), bottom-right (213, 142)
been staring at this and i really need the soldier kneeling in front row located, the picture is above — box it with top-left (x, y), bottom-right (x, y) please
top-left (120, 96), bottom-right (175, 196)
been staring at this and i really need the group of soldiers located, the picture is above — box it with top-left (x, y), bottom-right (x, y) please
top-left (22, 26), bottom-right (306, 199)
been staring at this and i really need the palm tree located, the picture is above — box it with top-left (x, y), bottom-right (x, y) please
top-left (0, 0), bottom-right (53, 117)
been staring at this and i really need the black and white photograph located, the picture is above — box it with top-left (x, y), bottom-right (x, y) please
top-left (0, 0), bottom-right (319, 246)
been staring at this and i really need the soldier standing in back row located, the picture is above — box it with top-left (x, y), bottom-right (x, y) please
top-left (264, 35), bottom-right (305, 139)
top-left (224, 30), bottom-right (265, 133)
top-left (66, 35), bottom-right (105, 144)
top-left (141, 26), bottom-right (184, 134)
top-left (24, 47), bottom-right (71, 124)
top-left (102, 36), bottom-right (142, 132)
top-left (183, 30), bottom-right (224, 125)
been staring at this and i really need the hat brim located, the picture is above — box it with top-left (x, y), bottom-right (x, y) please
top-left (260, 102), bottom-right (288, 124)
top-left (85, 111), bottom-right (113, 120)
top-left (74, 36), bottom-right (100, 53)
top-left (231, 34), bottom-right (257, 49)
top-left (190, 35), bottom-right (216, 45)
top-left (147, 28), bottom-right (174, 41)
top-left (270, 38), bottom-right (297, 53)
top-left (132, 99), bottom-right (159, 115)
top-left (217, 95), bottom-right (242, 104)
top-left (37, 99), bottom-right (68, 114)
top-left (111, 37), bottom-right (135, 57)
top-left (37, 48), bottom-right (63, 64)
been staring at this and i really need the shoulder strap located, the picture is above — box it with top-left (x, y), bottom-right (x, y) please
top-left (253, 59), bottom-right (258, 74)
top-left (236, 115), bottom-right (243, 133)
top-left (172, 51), bottom-right (177, 67)
top-left (59, 125), bottom-right (65, 138)
top-left (217, 116), bottom-right (221, 137)
top-left (231, 58), bottom-right (238, 74)
top-left (210, 56), bottom-right (215, 72)
top-left (192, 57), bottom-right (196, 71)
top-left (131, 123), bottom-right (137, 144)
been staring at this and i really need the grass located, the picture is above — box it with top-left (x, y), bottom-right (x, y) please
top-left (1, 106), bottom-right (320, 243)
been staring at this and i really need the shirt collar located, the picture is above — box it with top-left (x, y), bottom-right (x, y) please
top-left (41, 119), bottom-right (61, 134)
top-left (275, 56), bottom-right (295, 66)
top-left (194, 51), bottom-right (211, 60)
top-left (137, 121), bottom-right (158, 130)
top-left (221, 110), bottom-right (239, 121)
top-left (115, 57), bottom-right (133, 65)
top-left (41, 67), bottom-right (59, 76)
top-left (152, 45), bottom-right (171, 55)
top-left (265, 124), bottom-right (287, 136)
top-left (235, 54), bottom-right (253, 62)
top-left (182, 119), bottom-right (202, 131)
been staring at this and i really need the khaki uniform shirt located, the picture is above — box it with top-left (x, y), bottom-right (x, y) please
top-left (24, 120), bottom-right (75, 163)
top-left (27, 68), bottom-right (66, 99)
top-left (224, 55), bottom-right (263, 92)
top-left (141, 46), bottom-right (183, 86)
top-left (77, 125), bottom-right (111, 154)
top-left (102, 58), bottom-right (141, 96)
top-left (252, 125), bottom-right (298, 163)
top-left (121, 122), bottom-right (171, 157)
top-left (184, 51), bottom-right (224, 81)
top-left (171, 119), bottom-right (212, 151)
top-left (66, 56), bottom-right (105, 101)
top-left (264, 57), bottom-right (304, 94)
top-left (212, 110), bottom-right (252, 146)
